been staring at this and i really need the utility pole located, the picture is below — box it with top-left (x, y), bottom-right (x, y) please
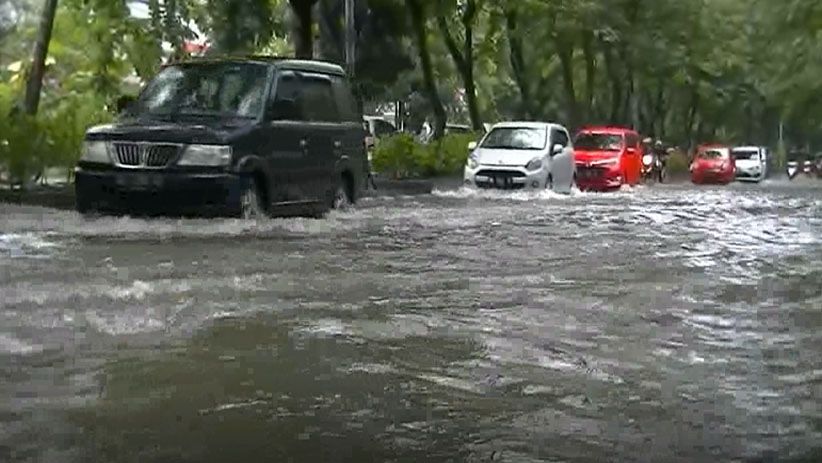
top-left (344, 0), bottom-right (356, 77)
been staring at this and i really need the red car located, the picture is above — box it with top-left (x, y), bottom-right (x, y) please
top-left (573, 127), bottom-right (643, 191)
top-left (690, 144), bottom-right (735, 184)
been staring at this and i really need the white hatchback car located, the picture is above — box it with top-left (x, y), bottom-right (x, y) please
top-left (732, 146), bottom-right (769, 182)
top-left (463, 122), bottom-right (576, 193)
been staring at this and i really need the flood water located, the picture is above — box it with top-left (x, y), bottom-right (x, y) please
top-left (1, 181), bottom-right (821, 462)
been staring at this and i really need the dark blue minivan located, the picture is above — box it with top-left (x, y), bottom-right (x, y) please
top-left (75, 57), bottom-right (368, 218)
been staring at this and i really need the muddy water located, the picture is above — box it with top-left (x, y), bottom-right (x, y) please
top-left (1, 182), bottom-right (821, 462)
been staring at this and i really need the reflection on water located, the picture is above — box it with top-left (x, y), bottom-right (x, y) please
top-left (1, 183), bottom-right (821, 462)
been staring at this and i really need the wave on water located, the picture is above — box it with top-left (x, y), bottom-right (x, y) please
top-left (431, 186), bottom-right (590, 201)
top-left (0, 333), bottom-right (45, 356)
top-left (0, 205), bottom-right (372, 242)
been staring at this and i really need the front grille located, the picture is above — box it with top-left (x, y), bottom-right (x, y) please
top-left (145, 145), bottom-right (179, 167)
top-left (113, 142), bottom-right (180, 168)
top-left (475, 169), bottom-right (526, 190)
top-left (476, 169), bottom-right (526, 179)
top-left (114, 143), bottom-right (141, 166)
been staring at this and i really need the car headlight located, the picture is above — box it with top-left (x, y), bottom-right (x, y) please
top-left (642, 154), bottom-right (653, 166)
top-left (467, 153), bottom-right (479, 169)
top-left (526, 157), bottom-right (543, 171)
top-left (177, 144), bottom-right (232, 167)
top-left (79, 141), bottom-right (111, 164)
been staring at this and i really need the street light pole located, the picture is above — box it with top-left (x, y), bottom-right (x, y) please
top-left (344, 0), bottom-right (356, 77)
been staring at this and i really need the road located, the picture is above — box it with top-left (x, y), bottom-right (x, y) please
top-left (1, 181), bottom-right (821, 462)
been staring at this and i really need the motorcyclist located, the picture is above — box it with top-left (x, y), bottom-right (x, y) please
top-left (652, 139), bottom-right (668, 182)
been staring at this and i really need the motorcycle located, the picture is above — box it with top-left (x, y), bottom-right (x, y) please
top-left (641, 150), bottom-right (666, 183)
top-left (786, 161), bottom-right (799, 179)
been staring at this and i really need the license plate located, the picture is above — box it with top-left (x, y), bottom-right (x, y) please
top-left (118, 173), bottom-right (160, 190)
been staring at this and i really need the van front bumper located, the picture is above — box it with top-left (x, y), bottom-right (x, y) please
top-left (74, 167), bottom-right (243, 217)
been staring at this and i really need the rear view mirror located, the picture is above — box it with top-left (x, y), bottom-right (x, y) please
top-left (551, 144), bottom-right (564, 156)
top-left (467, 141), bottom-right (477, 151)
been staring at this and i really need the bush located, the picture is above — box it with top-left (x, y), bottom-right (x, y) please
top-left (0, 83), bottom-right (111, 186)
top-left (371, 132), bottom-right (481, 179)
top-left (665, 150), bottom-right (690, 177)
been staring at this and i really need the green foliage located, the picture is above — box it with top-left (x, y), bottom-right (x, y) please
top-left (0, 80), bottom-right (111, 185)
top-left (371, 132), bottom-right (421, 178)
top-left (371, 132), bottom-right (480, 178)
top-left (665, 151), bottom-right (690, 177)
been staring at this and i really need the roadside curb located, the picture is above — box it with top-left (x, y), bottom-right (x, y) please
top-left (0, 186), bottom-right (76, 210)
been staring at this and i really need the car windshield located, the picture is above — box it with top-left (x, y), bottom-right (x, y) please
top-left (134, 62), bottom-right (269, 119)
top-left (574, 133), bottom-right (624, 151)
top-left (698, 149), bottom-right (728, 159)
top-left (732, 150), bottom-right (759, 160)
top-left (480, 127), bottom-right (546, 150)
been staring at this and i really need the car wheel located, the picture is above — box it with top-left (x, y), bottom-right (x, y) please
top-left (240, 178), bottom-right (265, 219)
top-left (332, 176), bottom-right (352, 210)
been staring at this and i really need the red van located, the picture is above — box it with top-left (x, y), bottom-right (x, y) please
top-left (690, 144), bottom-right (735, 184)
top-left (573, 127), bottom-right (643, 191)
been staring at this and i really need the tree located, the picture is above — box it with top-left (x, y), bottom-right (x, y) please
top-left (288, 0), bottom-right (318, 58)
top-left (23, 0), bottom-right (57, 114)
top-left (206, 0), bottom-right (281, 54)
top-left (406, 0), bottom-right (446, 139)
top-left (436, 0), bottom-right (482, 130)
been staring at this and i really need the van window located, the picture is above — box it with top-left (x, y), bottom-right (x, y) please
top-left (332, 76), bottom-right (359, 122)
top-left (270, 72), bottom-right (302, 120)
top-left (626, 133), bottom-right (639, 147)
top-left (302, 75), bottom-right (339, 122)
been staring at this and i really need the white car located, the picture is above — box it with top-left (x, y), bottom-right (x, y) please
top-left (463, 122), bottom-right (576, 193)
top-left (732, 146), bottom-right (768, 182)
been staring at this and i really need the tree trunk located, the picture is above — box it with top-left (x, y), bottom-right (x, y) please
top-left (317, 0), bottom-right (344, 62)
top-left (653, 80), bottom-right (666, 138)
top-left (504, 7), bottom-right (530, 119)
top-left (289, 0), bottom-right (317, 59)
top-left (556, 36), bottom-right (579, 129)
top-left (581, 30), bottom-right (596, 121)
top-left (407, 0), bottom-right (446, 140)
top-left (23, 0), bottom-right (59, 115)
top-left (686, 86), bottom-right (700, 151)
top-left (436, 0), bottom-right (482, 131)
top-left (601, 41), bottom-right (622, 124)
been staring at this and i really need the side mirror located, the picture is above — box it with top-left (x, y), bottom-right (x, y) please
top-left (551, 144), bottom-right (564, 156)
top-left (467, 141), bottom-right (477, 151)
